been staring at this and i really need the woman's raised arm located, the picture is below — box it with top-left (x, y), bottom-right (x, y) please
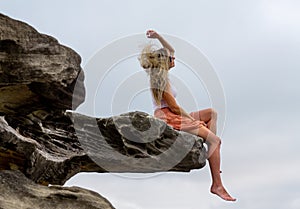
top-left (146, 29), bottom-right (175, 55)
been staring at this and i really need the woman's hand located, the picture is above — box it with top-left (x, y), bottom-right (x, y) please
top-left (199, 121), bottom-right (208, 127)
top-left (189, 116), bottom-right (197, 122)
top-left (189, 117), bottom-right (207, 127)
top-left (146, 30), bottom-right (160, 39)
top-left (146, 29), bottom-right (175, 55)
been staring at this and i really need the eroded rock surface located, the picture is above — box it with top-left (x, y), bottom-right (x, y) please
top-left (1, 110), bottom-right (206, 185)
top-left (0, 170), bottom-right (116, 209)
top-left (0, 13), bottom-right (84, 113)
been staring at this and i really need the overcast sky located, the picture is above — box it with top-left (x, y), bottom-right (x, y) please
top-left (1, 0), bottom-right (300, 209)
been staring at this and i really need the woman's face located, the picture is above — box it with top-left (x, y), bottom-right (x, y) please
top-left (169, 55), bottom-right (175, 69)
top-left (167, 50), bottom-right (175, 69)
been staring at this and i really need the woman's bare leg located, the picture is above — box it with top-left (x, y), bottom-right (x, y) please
top-left (187, 126), bottom-right (236, 201)
top-left (190, 108), bottom-right (217, 134)
top-left (191, 108), bottom-right (221, 174)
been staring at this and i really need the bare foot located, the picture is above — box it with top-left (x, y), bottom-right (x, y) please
top-left (211, 185), bottom-right (236, 201)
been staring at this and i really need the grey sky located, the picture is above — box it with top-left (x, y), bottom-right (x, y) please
top-left (1, 0), bottom-right (300, 208)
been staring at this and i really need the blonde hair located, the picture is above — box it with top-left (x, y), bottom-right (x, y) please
top-left (138, 44), bottom-right (170, 106)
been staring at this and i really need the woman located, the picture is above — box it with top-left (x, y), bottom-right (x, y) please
top-left (139, 30), bottom-right (236, 201)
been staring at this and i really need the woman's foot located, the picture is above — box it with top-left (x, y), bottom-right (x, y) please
top-left (210, 185), bottom-right (236, 201)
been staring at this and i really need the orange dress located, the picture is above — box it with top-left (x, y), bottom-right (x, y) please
top-left (152, 82), bottom-right (206, 131)
top-left (154, 107), bottom-right (206, 131)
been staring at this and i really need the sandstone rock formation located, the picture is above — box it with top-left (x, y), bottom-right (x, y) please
top-left (0, 170), bottom-right (116, 209)
top-left (0, 13), bottom-right (85, 113)
top-left (0, 13), bottom-right (207, 208)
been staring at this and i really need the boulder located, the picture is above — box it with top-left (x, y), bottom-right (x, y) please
top-left (0, 170), bottom-right (116, 209)
top-left (0, 13), bottom-right (84, 114)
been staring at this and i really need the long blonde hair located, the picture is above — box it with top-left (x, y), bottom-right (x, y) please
top-left (138, 44), bottom-right (170, 106)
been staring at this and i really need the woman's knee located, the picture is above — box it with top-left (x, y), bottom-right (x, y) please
top-left (209, 108), bottom-right (218, 119)
top-left (214, 136), bottom-right (221, 145)
top-left (207, 134), bottom-right (221, 145)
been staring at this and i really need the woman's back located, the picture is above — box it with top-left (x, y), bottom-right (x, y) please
top-left (152, 81), bottom-right (177, 110)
